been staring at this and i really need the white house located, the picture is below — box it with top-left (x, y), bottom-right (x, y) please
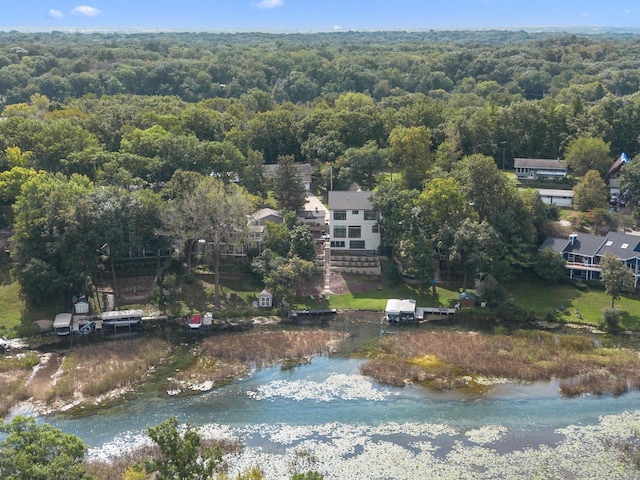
top-left (537, 188), bottom-right (574, 207)
top-left (514, 158), bottom-right (567, 180)
top-left (328, 189), bottom-right (380, 253)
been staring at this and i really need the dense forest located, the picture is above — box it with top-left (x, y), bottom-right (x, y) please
top-left (1, 30), bottom-right (639, 305)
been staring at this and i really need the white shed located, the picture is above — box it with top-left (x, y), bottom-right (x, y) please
top-left (537, 188), bottom-right (574, 207)
top-left (258, 289), bottom-right (273, 308)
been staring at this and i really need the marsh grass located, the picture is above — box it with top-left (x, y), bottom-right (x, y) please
top-left (49, 338), bottom-right (171, 402)
top-left (172, 330), bottom-right (349, 389)
top-left (0, 353), bottom-right (39, 411)
top-left (360, 330), bottom-right (640, 396)
top-left (0, 353), bottom-right (39, 416)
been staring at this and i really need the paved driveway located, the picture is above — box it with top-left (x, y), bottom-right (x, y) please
top-left (304, 193), bottom-right (329, 226)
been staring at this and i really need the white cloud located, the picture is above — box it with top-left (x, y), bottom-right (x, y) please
top-left (334, 25), bottom-right (342, 30)
top-left (253, 0), bottom-right (284, 9)
top-left (48, 9), bottom-right (64, 19)
top-left (71, 5), bottom-right (102, 17)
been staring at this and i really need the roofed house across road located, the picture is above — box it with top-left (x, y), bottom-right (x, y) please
top-left (537, 188), bottom-right (574, 207)
top-left (263, 163), bottom-right (313, 190)
top-left (515, 158), bottom-right (567, 181)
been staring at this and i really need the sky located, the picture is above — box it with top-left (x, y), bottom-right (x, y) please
top-left (0, 1), bottom-right (638, 32)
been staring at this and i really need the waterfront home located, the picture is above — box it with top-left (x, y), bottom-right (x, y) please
top-left (328, 189), bottom-right (380, 253)
top-left (540, 231), bottom-right (640, 286)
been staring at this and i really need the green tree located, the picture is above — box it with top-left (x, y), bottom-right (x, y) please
top-left (449, 219), bottom-right (501, 291)
top-left (241, 149), bottom-right (268, 199)
top-left (573, 169), bottom-right (607, 212)
top-left (251, 249), bottom-right (315, 306)
top-left (143, 417), bottom-right (221, 480)
top-left (0, 416), bottom-right (88, 480)
top-left (262, 221), bottom-right (291, 258)
top-left (600, 251), bottom-right (634, 309)
top-left (388, 125), bottom-right (433, 190)
top-left (161, 176), bottom-right (253, 307)
top-left (11, 172), bottom-right (95, 305)
top-left (334, 140), bottom-right (388, 190)
top-left (619, 154), bottom-right (640, 200)
top-left (289, 225), bottom-right (316, 261)
top-left (533, 248), bottom-right (567, 284)
top-left (0, 166), bottom-right (38, 203)
top-left (564, 136), bottom-right (612, 177)
top-left (273, 155), bottom-right (307, 214)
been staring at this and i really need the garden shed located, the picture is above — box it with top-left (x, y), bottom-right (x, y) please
top-left (458, 292), bottom-right (476, 308)
top-left (258, 289), bottom-right (273, 308)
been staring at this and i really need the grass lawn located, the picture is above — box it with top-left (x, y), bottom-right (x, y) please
top-left (326, 282), bottom-right (461, 311)
top-left (0, 262), bottom-right (53, 336)
top-left (507, 272), bottom-right (640, 330)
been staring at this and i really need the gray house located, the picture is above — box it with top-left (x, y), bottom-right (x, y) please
top-left (540, 231), bottom-right (640, 286)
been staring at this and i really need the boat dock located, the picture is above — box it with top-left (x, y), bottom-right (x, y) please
top-left (288, 308), bottom-right (337, 319)
top-left (416, 306), bottom-right (457, 318)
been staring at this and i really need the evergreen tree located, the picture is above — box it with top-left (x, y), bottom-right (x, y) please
top-left (273, 155), bottom-right (307, 214)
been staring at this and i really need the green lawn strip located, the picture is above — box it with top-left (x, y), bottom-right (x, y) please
top-left (0, 263), bottom-right (52, 336)
top-left (508, 274), bottom-right (640, 329)
top-left (325, 283), bottom-right (460, 311)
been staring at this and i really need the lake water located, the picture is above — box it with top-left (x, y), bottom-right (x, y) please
top-left (27, 320), bottom-right (640, 479)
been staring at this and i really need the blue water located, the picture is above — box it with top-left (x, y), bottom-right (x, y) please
top-left (40, 356), bottom-right (640, 454)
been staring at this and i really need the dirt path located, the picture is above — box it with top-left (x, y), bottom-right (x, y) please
top-left (28, 353), bottom-right (62, 401)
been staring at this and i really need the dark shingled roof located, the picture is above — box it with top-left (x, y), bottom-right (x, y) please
top-left (563, 233), bottom-right (606, 257)
top-left (539, 236), bottom-right (569, 254)
top-left (596, 231), bottom-right (640, 260)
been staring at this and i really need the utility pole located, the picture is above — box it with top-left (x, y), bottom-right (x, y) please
top-left (499, 141), bottom-right (507, 170)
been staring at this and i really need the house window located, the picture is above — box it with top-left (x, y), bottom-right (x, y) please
top-left (372, 224), bottom-right (379, 234)
top-left (334, 226), bottom-right (347, 238)
top-left (331, 240), bottom-right (345, 248)
top-left (364, 210), bottom-right (378, 221)
top-left (352, 210), bottom-right (359, 215)
top-left (350, 240), bottom-right (365, 249)
top-left (348, 226), bottom-right (361, 238)
top-left (333, 210), bottom-right (346, 221)
top-left (260, 296), bottom-right (271, 307)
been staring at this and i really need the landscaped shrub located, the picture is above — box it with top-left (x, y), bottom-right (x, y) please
top-left (495, 298), bottom-right (529, 322)
top-left (601, 308), bottom-right (621, 333)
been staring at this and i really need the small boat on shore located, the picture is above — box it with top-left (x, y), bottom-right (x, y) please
top-left (100, 309), bottom-right (143, 328)
top-left (188, 314), bottom-right (202, 330)
top-left (54, 313), bottom-right (73, 336)
top-left (78, 322), bottom-right (95, 335)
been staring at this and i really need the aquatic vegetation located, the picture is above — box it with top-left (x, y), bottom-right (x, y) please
top-left (86, 412), bottom-right (640, 479)
top-left (247, 373), bottom-right (396, 402)
top-left (359, 330), bottom-right (640, 396)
